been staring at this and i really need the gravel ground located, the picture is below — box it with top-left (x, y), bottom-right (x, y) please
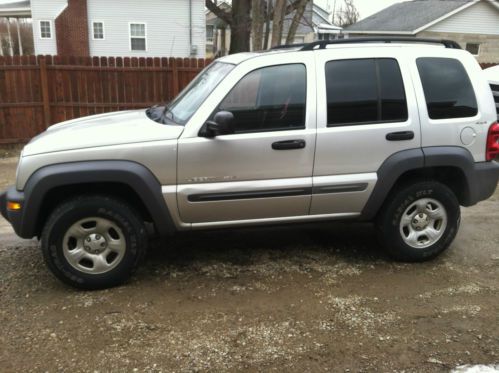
top-left (0, 156), bottom-right (498, 372)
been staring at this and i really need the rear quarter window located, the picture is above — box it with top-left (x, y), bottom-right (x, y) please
top-left (417, 57), bottom-right (478, 120)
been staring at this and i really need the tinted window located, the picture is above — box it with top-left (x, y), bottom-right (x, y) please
top-left (326, 58), bottom-right (407, 126)
top-left (378, 59), bottom-right (408, 121)
top-left (217, 64), bottom-right (306, 133)
top-left (417, 58), bottom-right (478, 120)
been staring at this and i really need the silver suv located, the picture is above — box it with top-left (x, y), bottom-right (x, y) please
top-left (2, 38), bottom-right (499, 289)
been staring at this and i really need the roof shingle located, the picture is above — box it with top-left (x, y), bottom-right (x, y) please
top-left (346, 0), bottom-right (471, 33)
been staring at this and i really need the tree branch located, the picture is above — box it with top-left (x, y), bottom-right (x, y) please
top-left (205, 0), bottom-right (233, 25)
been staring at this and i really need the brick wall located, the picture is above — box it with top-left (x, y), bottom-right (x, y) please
top-left (55, 0), bottom-right (90, 57)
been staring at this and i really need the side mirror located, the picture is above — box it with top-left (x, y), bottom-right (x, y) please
top-left (202, 111), bottom-right (235, 138)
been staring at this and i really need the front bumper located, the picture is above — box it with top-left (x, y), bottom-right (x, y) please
top-left (0, 186), bottom-right (26, 237)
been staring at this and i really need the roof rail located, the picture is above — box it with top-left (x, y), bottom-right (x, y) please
top-left (271, 37), bottom-right (462, 51)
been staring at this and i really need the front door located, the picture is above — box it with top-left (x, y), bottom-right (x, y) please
top-left (177, 59), bottom-right (316, 225)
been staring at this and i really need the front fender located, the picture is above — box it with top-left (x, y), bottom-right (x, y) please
top-left (12, 160), bottom-right (175, 238)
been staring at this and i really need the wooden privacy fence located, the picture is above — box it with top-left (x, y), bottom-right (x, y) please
top-left (0, 55), bottom-right (211, 144)
top-left (0, 56), bottom-right (497, 145)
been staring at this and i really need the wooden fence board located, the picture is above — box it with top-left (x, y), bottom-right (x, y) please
top-left (0, 55), bottom-right (209, 143)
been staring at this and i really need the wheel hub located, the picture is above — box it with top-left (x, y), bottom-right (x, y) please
top-left (83, 233), bottom-right (107, 254)
top-left (399, 198), bottom-right (448, 249)
top-left (412, 212), bottom-right (429, 231)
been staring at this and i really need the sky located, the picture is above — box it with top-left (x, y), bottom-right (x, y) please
top-left (0, 0), bottom-right (406, 21)
top-left (316, 0), bottom-right (405, 20)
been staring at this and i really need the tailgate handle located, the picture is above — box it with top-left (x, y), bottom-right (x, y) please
top-left (272, 140), bottom-right (306, 150)
top-left (386, 131), bottom-right (414, 141)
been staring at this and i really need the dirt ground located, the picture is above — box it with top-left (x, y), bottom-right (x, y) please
top-left (0, 156), bottom-right (498, 372)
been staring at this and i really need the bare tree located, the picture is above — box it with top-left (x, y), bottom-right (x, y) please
top-left (251, 0), bottom-right (266, 51)
top-left (336, 0), bottom-right (359, 27)
top-left (207, 0), bottom-right (314, 53)
top-left (206, 0), bottom-right (252, 54)
top-left (285, 0), bottom-right (309, 45)
top-left (270, 0), bottom-right (286, 47)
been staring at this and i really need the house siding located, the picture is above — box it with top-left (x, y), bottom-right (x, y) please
top-left (418, 30), bottom-right (499, 63)
top-left (87, 0), bottom-right (206, 57)
top-left (425, 1), bottom-right (499, 35)
top-left (31, 0), bottom-right (67, 55)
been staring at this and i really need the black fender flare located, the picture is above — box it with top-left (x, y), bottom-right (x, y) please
top-left (360, 147), bottom-right (498, 220)
top-left (19, 160), bottom-right (175, 238)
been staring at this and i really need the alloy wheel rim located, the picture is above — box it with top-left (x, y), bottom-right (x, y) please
top-left (62, 217), bottom-right (126, 274)
top-left (399, 198), bottom-right (448, 249)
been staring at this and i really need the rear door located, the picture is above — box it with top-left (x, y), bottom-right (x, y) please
top-left (311, 48), bottom-right (421, 216)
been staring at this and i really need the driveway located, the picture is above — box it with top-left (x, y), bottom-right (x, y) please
top-left (0, 156), bottom-right (498, 372)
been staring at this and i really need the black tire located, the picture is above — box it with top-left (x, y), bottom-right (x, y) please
top-left (376, 181), bottom-right (460, 262)
top-left (41, 195), bottom-right (148, 290)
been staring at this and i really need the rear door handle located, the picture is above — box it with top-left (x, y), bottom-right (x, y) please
top-left (272, 139), bottom-right (306, 150)
top-left (386, 131), bottom-right (414, 141)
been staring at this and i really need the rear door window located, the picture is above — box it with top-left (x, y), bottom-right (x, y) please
top-left (325, 58), bottom-right (408, 126)
top-left (417, 57), bottom-right (478, 119)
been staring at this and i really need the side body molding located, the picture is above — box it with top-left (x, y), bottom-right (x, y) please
top-left (19, 161), bottom-right (175, 238)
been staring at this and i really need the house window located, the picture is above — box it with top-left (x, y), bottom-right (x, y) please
top-left (93, 22), bottom-right (104, 40)
top-left (466, 43), bottom-right (480, 56)
top-left (130, 23), bottom-right (146, 51)
top-left (39, 20), bottom-right (52, 39)
top-left (206, 25), bottom-right (214, 42)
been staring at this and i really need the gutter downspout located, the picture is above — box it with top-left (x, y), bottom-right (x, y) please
top-left (189, 0), bottom-right (193, 56)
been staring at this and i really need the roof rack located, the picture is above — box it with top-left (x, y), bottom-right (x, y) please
top-left (271, 37), bottom-right (462, 51)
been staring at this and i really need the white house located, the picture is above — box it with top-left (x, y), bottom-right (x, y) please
top-left (8, 0), bottom-right (206, 57)
top-left (345, 0), bottom-right (499, 63)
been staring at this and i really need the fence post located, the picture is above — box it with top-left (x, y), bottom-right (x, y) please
top-left (172, 58), bottom-right (179, 97)
top-left (39, 56), bottom-right (51, 127)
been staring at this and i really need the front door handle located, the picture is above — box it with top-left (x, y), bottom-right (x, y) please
top-left (386, 131), bottom-right (414, 141)
top-left (272, 139), bottom-right (306, 150)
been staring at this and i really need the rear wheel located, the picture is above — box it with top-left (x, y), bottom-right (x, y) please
top-left (376, 181), bottom-right (460, 262)
top-left (41, 195), bottom-right (148, 289)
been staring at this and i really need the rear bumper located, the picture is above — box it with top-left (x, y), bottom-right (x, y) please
top-left (0, 186), bottom-right (27, 238)
top-left (467, 160), bottom-right (499, 205)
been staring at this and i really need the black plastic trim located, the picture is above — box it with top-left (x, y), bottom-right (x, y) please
top-left (423, 146), bottom-right (499, 206)
top-left (188, 182), bottom-right (369, 203)
top-left (188, 188), bottom-right (312, 202)
top-left (361, 148), bottom-right (424, 220)
top-left (0, 189), bottom-right (7, 220)
top-left (312, 183), bottom-right (368, 194)
top-left (386, 131), bottom-right (415, 141)
top-left (298, 37), bottom-right (462, 51)
top-left (361, 147), bottom-right (499, 221)
top-left (13, 161), bottom-right (176, 239)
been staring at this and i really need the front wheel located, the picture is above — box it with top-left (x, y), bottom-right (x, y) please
top-left (376, 181), bottom-right (460, 262)
top-left (41, 195), bottom-right (148, 289)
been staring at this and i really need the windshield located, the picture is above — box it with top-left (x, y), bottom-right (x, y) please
top-left (165, 62), bottom-right (235, 125)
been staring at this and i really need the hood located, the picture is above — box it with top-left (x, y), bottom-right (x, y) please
top-left (23, 110), bottom-right (184, 156)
